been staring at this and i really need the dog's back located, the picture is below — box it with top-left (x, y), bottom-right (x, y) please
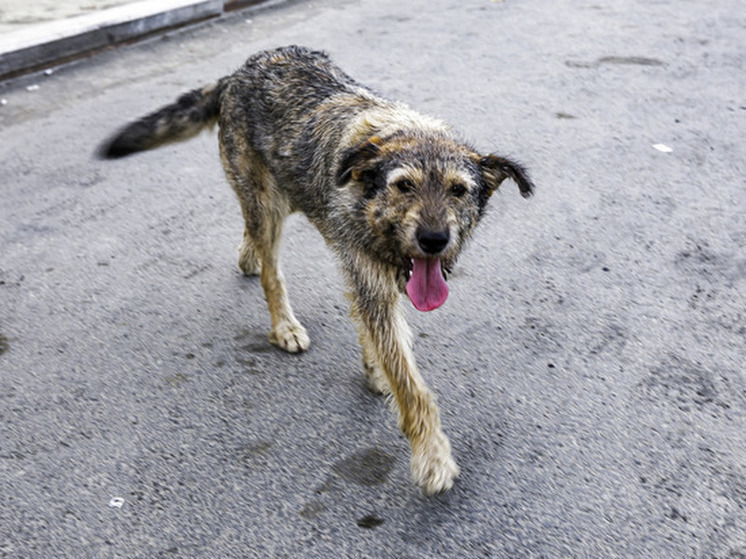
top-left (217, 47), bottom-right (384, 218)
top-left (100, 46), bottom-right (370, 159)
top-left (97, 48), bottom-right (335, 153)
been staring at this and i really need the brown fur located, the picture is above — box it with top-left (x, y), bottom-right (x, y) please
top-left (100, 46), bottom-right (534, 494)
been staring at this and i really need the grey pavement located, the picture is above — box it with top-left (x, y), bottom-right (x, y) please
top-left (0, 0), bottom-right (139, 33)
top-left (0, 0), bottom-right (266, 79)
top-left (1, 0), bottom-right (745, 557)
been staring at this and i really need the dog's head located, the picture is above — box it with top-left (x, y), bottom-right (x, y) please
top-left (337, 131), bottom-right (534, 311)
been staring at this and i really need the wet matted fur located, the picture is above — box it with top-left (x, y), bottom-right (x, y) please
top-left (100, 45), bottom-right (534, 494)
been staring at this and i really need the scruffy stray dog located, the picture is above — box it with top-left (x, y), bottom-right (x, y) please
top-left (100, 46), bottom-right (534, 494)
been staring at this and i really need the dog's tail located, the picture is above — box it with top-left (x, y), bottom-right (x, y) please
top-left (98, 80), bottom-right (226, 158)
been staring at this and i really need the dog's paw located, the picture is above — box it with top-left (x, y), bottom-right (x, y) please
top-left (269, 321), bottom-right (310, 353)
top-left (237, 241), bottom-right (261, 276)
top-left (411, 432), bottom-right (460, 494)
top-left (239, 259), bottom-right (261, 276)
top-left (363, 360), bottom-right (390, 395)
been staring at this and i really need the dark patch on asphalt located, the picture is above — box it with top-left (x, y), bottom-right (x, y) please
top-left (356, 514), bottom-right (385, 529)
top-left (234, 329), bottom-right (274, 353)
top-left (589, 322), bottom-right (627, 356)
top-left (675, 238), bottom-right (720, 277)
top-left (668, 507), bottom-right (688, 522)
top-left (182, 263), bottom-right (211, 280)
top-left (566, 56), bottom-right (665, 69)
top-left (239, 342), bottom-right (274, 354)
top-left (232, 330), bottom-right (272, 373)
top-left (299, 500), bottom-right (326, 521)
top-left (675, 237), bottom-right (746, 283)
top-left (333, 448), bottom-right (395, 486)
top-left (236, 355), bottom-right (262, 375)
top-left (162, 372), bottom-right (190, 387)
top-left (638, 354), bottom-right (744, 413)
top-left (649, 357), bottom-right (717, 406)
top-left (239, 441), bottom-right (273, 470)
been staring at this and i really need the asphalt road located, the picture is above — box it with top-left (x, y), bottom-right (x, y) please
top-left (1, 0), bottom-right (744, 557)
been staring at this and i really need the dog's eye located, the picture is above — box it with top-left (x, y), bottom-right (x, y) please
top-left (451, 183), bottom-right (467, 198)
top-left (395, 179), bottom-right (414, 193)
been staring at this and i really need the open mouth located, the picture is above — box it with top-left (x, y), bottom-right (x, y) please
top-left (404, 257), bottom-right (449, 312)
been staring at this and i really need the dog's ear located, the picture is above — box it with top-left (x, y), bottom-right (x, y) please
top-left (337, 136), bottom-right (385, 185)
top-left (478, 154), bottom-right (535, 199)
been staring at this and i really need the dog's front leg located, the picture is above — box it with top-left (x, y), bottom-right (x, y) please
top-left (348, 265), bottom-right (460, 494)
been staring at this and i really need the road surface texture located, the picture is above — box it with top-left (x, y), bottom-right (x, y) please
top-left (1, 0), bottom-right (744, 557)
top-left (0, 0), bottom-right (136, 32)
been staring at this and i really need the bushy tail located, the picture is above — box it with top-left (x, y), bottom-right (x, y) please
top-left (99, 80), bottom-right (225, 158)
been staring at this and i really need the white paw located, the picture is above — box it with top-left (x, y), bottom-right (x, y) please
top-left (411, 432), bottom-right (460, 494)
top-left (269, 321), bottom-right (310, 353)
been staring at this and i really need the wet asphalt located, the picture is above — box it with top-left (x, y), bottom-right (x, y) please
top-left (1, 0), bottom-right (744, 557)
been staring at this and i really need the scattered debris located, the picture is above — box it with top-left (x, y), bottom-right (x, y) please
top-left (0, 99), bottom-right (7, 106)
top-left (44, 69), bottom-right (55, 76)
top-left (26, 85), bottom-right (40, 92)
top-left (108, 497), bottom-right (125, 508)
top-left (653, 143), bottom-right (673, 153)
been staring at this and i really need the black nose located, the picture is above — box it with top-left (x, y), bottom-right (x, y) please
top-left (417, 229), bottom-right (450, 254)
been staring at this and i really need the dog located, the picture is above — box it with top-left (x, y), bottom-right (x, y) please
top-left (100, 45), bottom-right (534, 494)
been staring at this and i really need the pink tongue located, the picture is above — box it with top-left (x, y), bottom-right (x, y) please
top-left (406, 258), bottom-right (449, 312)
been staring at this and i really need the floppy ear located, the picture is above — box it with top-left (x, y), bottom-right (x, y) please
top-left (337, 136), bottom-right (385, 185)
top-left (478, 154), bottom-right (535, 198)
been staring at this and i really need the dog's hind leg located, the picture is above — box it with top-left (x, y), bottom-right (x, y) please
top-left (255, 217), bottom-right (310, 354)
top-left (221, 148), bottom-right (309, 353)
top-left (347, 261), bottom-right (459, 494)
top-left (245, 198), bottom-right (309, 353)
top-left (237, 223), bottom-right (261, 276)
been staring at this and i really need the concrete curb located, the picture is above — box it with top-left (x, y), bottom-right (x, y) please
top-left (0, 0), bottom-right (262, 80)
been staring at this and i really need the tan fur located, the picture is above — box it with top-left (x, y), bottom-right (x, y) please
top-left (100, 46), bottom-right (534, 494)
